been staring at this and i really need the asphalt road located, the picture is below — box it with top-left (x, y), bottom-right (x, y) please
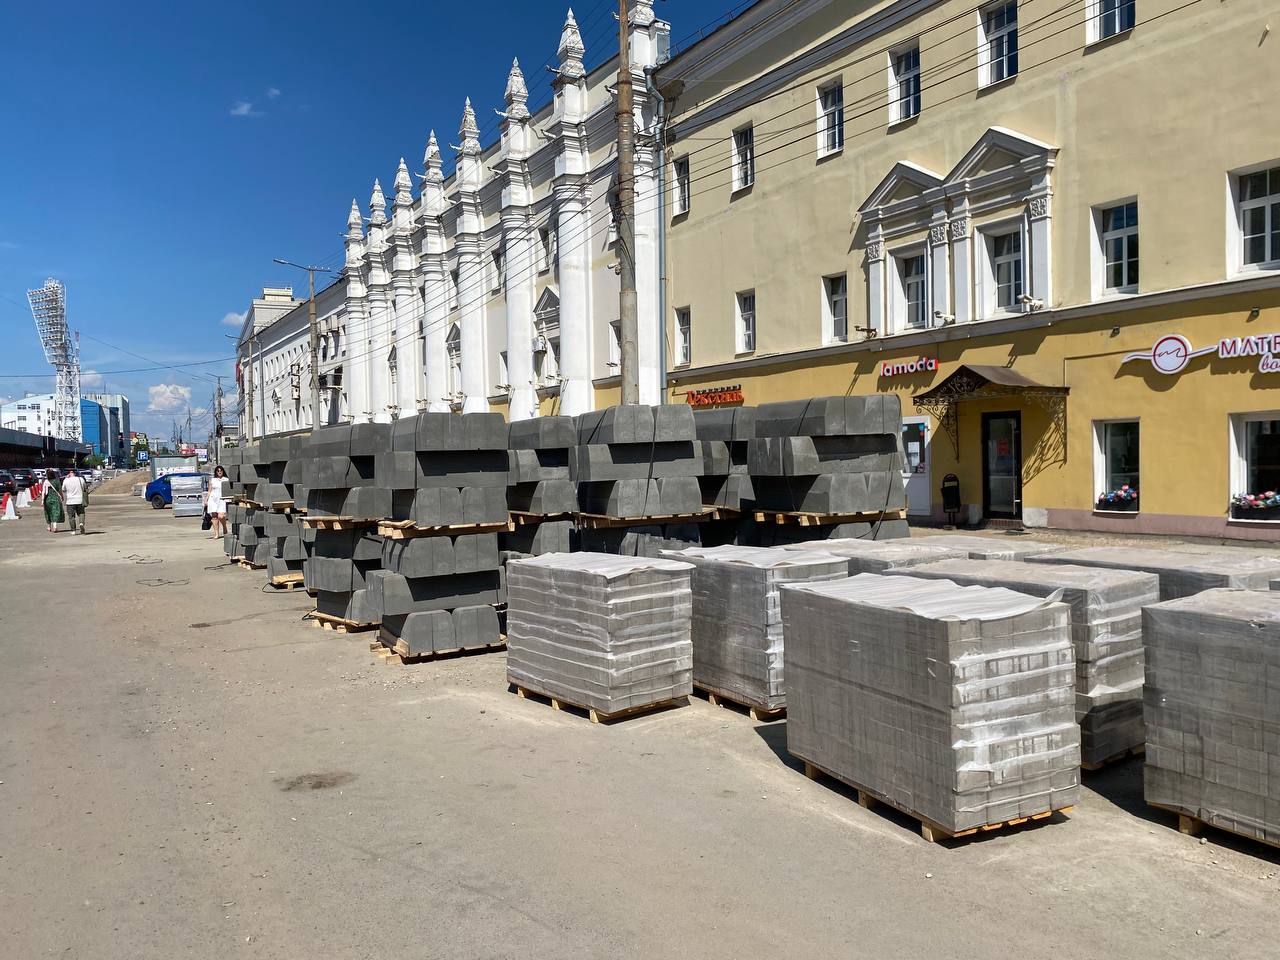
top-left (1, 495), bottom-right (1277, 959)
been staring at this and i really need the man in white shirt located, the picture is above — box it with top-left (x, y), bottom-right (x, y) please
top-left (62, 470), bottom-right (87, 535)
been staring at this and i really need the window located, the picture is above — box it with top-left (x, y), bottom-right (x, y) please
top-left (445, 325), bottom-right (461, 396)
top-left (535, 335), bottom-right (560, 386)
top-left (674, 157), bottom-right (690, 214)
top-left (818, 81), bottom-right (844, 155)
top-left (1239, 166), bottom-right (1280, 268)
top-left (980, 1), bottom-right (1019, 86)
top-left (1101, 201), bottom-right (1139, 292)
top-left (538, 227), bottom-right (553, 272)
top-left (890, 47), bottom-right (921, 123)
top-left (1090, 0), bottom-right (1135, 42)
top-left (736, 291), bottom-right (756, 353)
top-left (609, 319), bottom-right (622, 366)
top-left (987, 228), bottom-right (1024, 311)
top-left (449, 268), bottom-right (460, 310)
top-left (823, 274), bottom-right (848, 342)
top-left (1094, 420), bottom-right (1140, 509)
top-left (733, 126), bottom-right (755, 191)
top-left (491, 249), bottom-right (505, 291)
top-left (675, 308), bottom-right (691, 366)
top-left (897, 254), bottom-right (928, 329)
top-left (1231, 414), bottom-right (1280, 518)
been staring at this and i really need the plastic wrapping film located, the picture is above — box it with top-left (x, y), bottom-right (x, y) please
top-left (781, 573), bottom-right (1080, 833)
top-left (904, 534), bottom-right (1064, 562)
top-left (779, 537), bottom-right (967, 574)
top-left (1143, 588), bottom-right (1280, 846)
top-left (902, 559), bottom-right (1160, 765)
top-left (660, 545), bottom-right (849, 710)
top-left (1029, 546), bottom-right (1280, 601)
top-left (506, 552), bottom-right (695, 714)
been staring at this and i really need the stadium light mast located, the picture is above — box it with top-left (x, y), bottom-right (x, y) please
top-left (26, 278), bottom-right (82, 442)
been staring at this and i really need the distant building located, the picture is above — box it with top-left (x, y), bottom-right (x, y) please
top-left (0, 392), bottom-right (110, 458)
top-left (83, 392), bottom-right (132, 463)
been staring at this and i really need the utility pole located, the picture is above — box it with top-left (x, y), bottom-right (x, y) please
top-left (616, 0), bottom-right (639, 405)
top-left (274, 259), bottom-right (327, 429)
top-left (245, 336), bottom-right (255, 443)
top-left (214, 376), bottom-right (224, 449)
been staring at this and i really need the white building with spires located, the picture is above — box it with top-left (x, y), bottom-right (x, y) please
top-left (237, 5), bottom-right (670, 436)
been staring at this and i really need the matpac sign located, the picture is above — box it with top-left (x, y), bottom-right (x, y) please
top-left (879, 357), bottom-right (938, 378)
top-left (1123, 333), bottom-right (1280, 375)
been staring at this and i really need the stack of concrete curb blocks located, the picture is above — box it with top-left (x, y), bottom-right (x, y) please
top-left (1143, 588), bottom-right (1280, 846)
top-left (255, 436), bottom-right (303, 582)
top-left (303, 526), bottom-right (382, 624)
top-left (908, 534), bottom-right (1065, 561)
top-left (303, 423), bottom-right (391, 520)
top-left (504, 415), bottom-right (576, 558)
top-left (904, 559), bottom-right (1160, 766)
top-left (662, 545), bottom-right (848, 713)
top-left (365, 412), bottom-right (508, 657)
top-left (281, 434), bottom-right (311, 509)
top-left (781, 574), bottom-right (1080, 833)
top-left (779, 537), bottom-right (968, 573)
top-left (1030, 546), bottom-right (1280, 601)
top-left (506, 552), bottom-right (695, 716)
top-left (233, 504), bottom-right (268, 565)
top-left (749, 396), bottom-right (908, 521)
top-left (573, 405), bottom-right (705, 556)
top-left (693, 407), bottom-right (756, 510)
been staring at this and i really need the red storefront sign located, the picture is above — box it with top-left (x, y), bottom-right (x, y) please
top-left (686, 384), bottom-right (745, 407)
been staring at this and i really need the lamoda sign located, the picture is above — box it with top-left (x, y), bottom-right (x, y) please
top-left (1123, 333), bottom-right (1280, 376)
top-left (879, 357), bottom-right (938, 378)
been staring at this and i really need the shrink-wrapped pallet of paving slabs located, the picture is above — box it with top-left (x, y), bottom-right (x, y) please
top-left (1143, 588), bottom-right (1280, 847)
top-left (506, 552), bottom-right (695, 717)
top-left (661, 545), bottom-right (849, 713)
top-left (1028, 545), bottom-right (1280, 601)
top-left (781, 574), bottom-right (1080, 833)
top-left (907, 534), bottom-right (1064, 561)
top-left (900, 559), bottom-right (1160, 767)
top-left (778, 536), bottom-right (969, 573)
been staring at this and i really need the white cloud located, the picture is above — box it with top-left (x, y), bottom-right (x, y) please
top-left (266, 87), bottom-right (282, 99)
top-left (230, 100), bottom-right (263, 118)
top-left (147, 383), bottom-right (192, 414)
top-left (81, 369), bottom-right (104, 390)
top-left (221, 309), bottom-right (247, 328)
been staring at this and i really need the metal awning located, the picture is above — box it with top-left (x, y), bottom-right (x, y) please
top-left (912, 364), bottom-right (1069, 463)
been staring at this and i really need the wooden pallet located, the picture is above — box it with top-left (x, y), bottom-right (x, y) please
top-left (753, 509), bottom-right (905, 527)
top-left (511, 683), bottom-right (688, 724)
top-left (574, 509), bottom-right (715, 530)
top-left (308, 612), bottom-right (377, 634)
top-left (236, 559), bottom-right (266, 571)
top-left (371, 629), bottom-right (508, 664)
top-left (508, 510), bottom-right (572, 527)
top-left (267, 502), bottom-right (298, 513)
top-left (1149, 801), bottom-right (1280, 852)
top-left (695, 683), bottom-right (785, 722)
top-left (300, 516), bottom-right (377, 530)
top-left (1081, 743), bottom-right (1145, 772)
top-left (268, 573), bottom-right (305, 590)
top-left (376, 518), bottom-right (511, 539)
top-left (798, 754), bottom-right (1073, 843)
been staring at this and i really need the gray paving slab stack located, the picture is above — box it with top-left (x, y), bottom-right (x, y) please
top-left (302, 523), bottom-right (383, 624)
top-left (506, 552), bottom-right (695, 716)
top-left (302, 423), bottom-right (392, 520)
top-left (692, 407), bottom-right (756, 510)
top-left (781, 573), bottom-right (1080, 833)
top-left (503, 416), bottom-right (576, 562)
top-left (1029, 545), bottom-right (1280, 601)
top-left (903, 559), bottom-right (1160, 766)
top-left (661, 545), bottom-right (848, 712)
top-left (256, 435), bottom-right (309, 583)
top-left (1143, 588), bottom-right (1280, 846)
top-left (170, 473), bottom-right (205, 518)
top-left (908, 534), bottom-right (1065, 561)
top-left (779, 536), bottom-right (968, 573)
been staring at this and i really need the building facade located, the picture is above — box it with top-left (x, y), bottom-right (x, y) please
top-left (651, 0), bottom-right (1280, 538)
top-left (83, 392), bottom-right (131, 464)
top-left (0, 393), bottom-right (110, 458)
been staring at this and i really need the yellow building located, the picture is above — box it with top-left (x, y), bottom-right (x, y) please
top-left (646, 0), bottom-right (1280, 538)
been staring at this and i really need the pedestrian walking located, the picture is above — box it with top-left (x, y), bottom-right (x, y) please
top-left (62, 469), bottom-right (87, 535)
top-left (204, 465), bottom-right (230, 540)
top-left (43, 469), bottom-right (64, 533)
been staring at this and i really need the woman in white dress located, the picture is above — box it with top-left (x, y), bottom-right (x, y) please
top-left (204, 464), bottom-right (230, 540)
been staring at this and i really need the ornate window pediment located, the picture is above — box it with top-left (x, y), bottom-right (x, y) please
top-left (858, 161), bottom-right (945, 218)
top-left (533, 285), bottom-right (560, 338)
top-left (943, 127), bottom-right (1057, 198)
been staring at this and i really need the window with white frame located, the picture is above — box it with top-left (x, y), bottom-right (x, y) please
top-left (675, 307), bottom-right (692, 365)
top-left (980, 1), bottom-right (1019, 87)
top-left (982, 227), bottom-right (1024, 314)
top-left (491, 249), bottom-right (505, 291)
top-left (1089, 0), bottom-right (1135, 43)
top-left (1238, 165), bottom-right (1280, 269)
top-left (498, 350), bottom-right (509, 388)
top-left (1093, 420), bottom-right (1140, 508)
top-left (733, 126), bottom-right (755, 191)
top-left (538, 227), bottom-right (553, 272)
top-left (1100, 201), bottom-right (1139, 293)
top-left (445, 324), bottom-right (461, 396)
top-left (894, 252), bottom-right (929, 330)
top-left (449, 268), bottom-right (460, 310)
top-left (608, 319), bottom-right (622, 366)
top-left (736, 290), bottom-right (756, 353)
top-left (890, 47), bottom-right (921, 123)
top-left (823, 273), bottom-right (848, 342)
top-left (817, 80), bottom-right (844, 156)
top-left (674, 157), bottom-right (691, 214)
top-left (1231, 413), bottom-right (1280, 517)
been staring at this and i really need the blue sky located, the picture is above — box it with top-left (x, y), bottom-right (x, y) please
top-left (0, 0), bottom-right (737, 438)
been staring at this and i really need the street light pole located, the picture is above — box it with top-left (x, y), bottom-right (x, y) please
top-left (616, 0), bottom-right (639, 405)
top-left (274, 258), bottom-right (328, 430)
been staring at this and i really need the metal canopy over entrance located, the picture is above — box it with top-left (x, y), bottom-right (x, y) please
top-left (912, 364), bottom-right (1069, 466)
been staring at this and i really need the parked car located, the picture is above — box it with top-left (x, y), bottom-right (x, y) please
top-left (145, 472), bottom-right (207, 509)
top-left (0, 471), bottom-right (16, 496)
top-left (10, 468), bottom-right (36, 489)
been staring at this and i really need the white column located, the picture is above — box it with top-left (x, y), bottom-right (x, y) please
top-left (865, 229), bottom-right (885, 335)
top-left (390, 159), bottom-right (421, 416)
top-left (342, 199), bottom-right (371, 423)
top-left (1028, 184), bottom-right (1053, 306)
top-left (928, 210), bottom-right (951, 326)
top-left (454, 98), bottom-right (489, 413)
top-left (419, 132), bottom-right (451, 413)
top-left (500, 59), bottom-right (538, 421)
top-left (365, 180), bottom-right (391, 422)
top-left (949, 203), bottom-right (973, 325)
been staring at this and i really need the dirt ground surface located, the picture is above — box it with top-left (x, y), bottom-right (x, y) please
top-left (2, 495), bottom-right (1279, 959)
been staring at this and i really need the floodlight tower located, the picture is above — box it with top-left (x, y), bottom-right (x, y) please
top-left (27, 277), bottom-right (82, 442)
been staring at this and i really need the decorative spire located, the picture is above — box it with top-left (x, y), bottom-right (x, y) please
top-left (346, 199), bottom-right (363, 239)
top-left (394, 158), bottom-right (413, 204)
top-left (558, 8), bottom-right (585, 80)
top-left (504, 57), bottom-right (530, 121)
top-left (629, 0), bottom-right (655, 27)
top-left (369, 179), bottom-right (387, 225)
top-left (423, 130), bottom-right (443, 183)
top-left (458, 98), bottom-right (480, 155)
